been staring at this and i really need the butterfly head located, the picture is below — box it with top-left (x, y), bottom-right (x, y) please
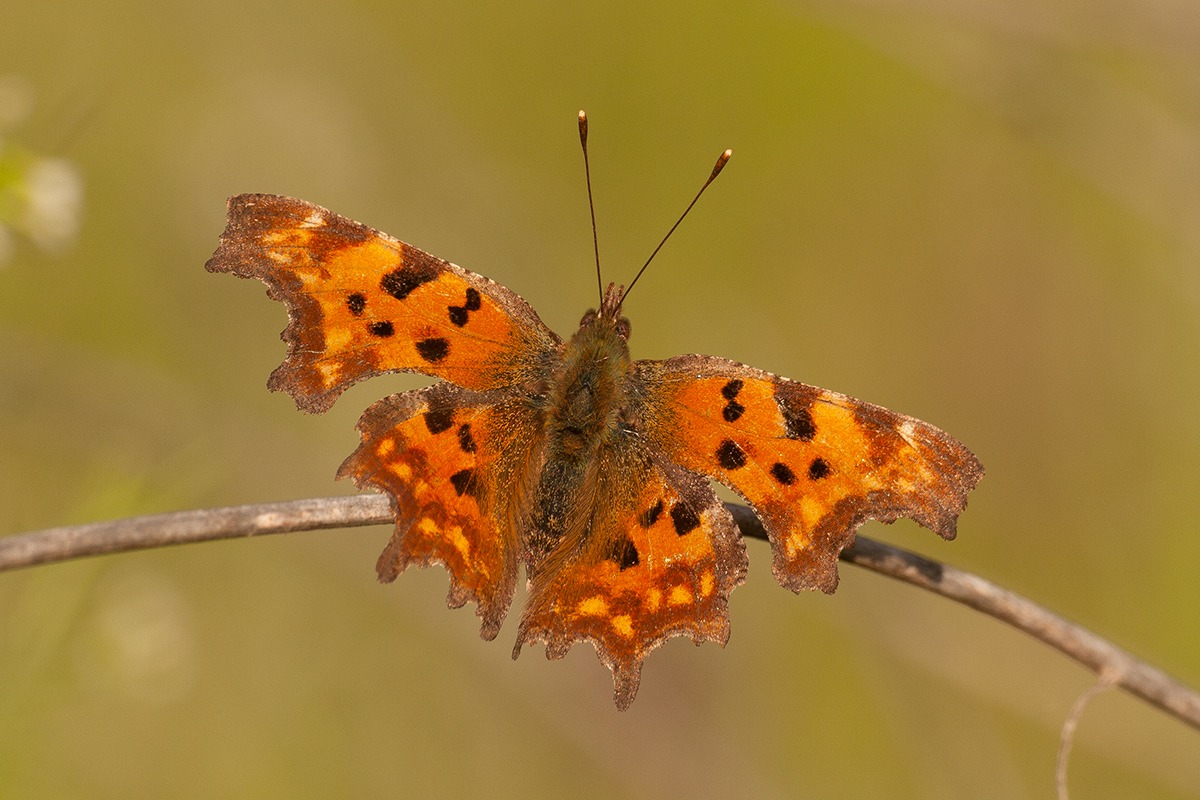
top-left (579, 282), bottom-right (632, 342)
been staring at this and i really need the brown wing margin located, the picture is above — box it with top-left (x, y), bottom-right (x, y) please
top-left (634, 354), bottom-right (984, 594)
top-left (206, 194), bottom-right (560, 412)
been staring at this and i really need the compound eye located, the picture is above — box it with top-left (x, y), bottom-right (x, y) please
top-left (616, 317), bottom-right (631, 340)
top-left (579, 309), bottom-right (598, 327)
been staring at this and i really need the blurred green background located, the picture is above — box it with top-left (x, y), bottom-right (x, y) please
top-left (2, 0), bottom-right (1198, 797)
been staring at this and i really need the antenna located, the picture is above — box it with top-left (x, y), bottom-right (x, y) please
top-left (620, 148), bottom-right (732, 305)
top-left (578, 110), bottom-right (603, 305)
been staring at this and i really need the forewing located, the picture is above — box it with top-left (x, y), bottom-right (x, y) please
top-left (206, 194), bottom-right (560, 412)
top-left (514, 449), bottom-right (747, 710)
top-left (636, 355), bottom-right (983, 594)
top-left (338, 382), bottom-right (545, 639)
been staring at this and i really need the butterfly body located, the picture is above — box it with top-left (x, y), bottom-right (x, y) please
top-left (542, 286), bottom-right (632, 469)
top-left (526, 290), bottom-right (627, 569)
top-left (208, 193), bottom-right (983, 709)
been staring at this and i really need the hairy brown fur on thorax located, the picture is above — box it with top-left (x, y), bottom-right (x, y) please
top-left (524, 284), bottom-right (634, 577)
top-left (546, 285), bottom-right (632, 461)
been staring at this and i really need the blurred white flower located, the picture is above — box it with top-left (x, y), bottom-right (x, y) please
top-left (20, 156), bottom-right (83, 253)
top-left (0, 76), bottom-right (84, 267)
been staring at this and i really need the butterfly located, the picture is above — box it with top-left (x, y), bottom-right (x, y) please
top-left (206, 113), bottom-right (983, 709)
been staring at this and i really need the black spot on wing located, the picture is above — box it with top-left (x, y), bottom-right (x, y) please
top-left (639, 499), bottom-right (664, 528)
top-left (368, 321), bottom-right (394, 337)
top-left (449, 468), bottom-right (475, 496)
top-left (721, 379), bottom-right (743, 400)
top-left (608, 536), bottom-right (640, 571)
top-left (457, 423), bottom-right (476, 453)
top-left (448, 288), bottom-right (483, 328)
top-left (670, 502), bottom-right (701, 536)
top-left (381, 261), bottom-right (437, 300)
top-left (346, 292), bottom-right (366, 315)
top-left (784, 406), bottom-right (815, 441)
top-left (722, 400), bottom-right (745, 422)
top-left (716, 439), bottom-right (747, 470)
top-left (424, 407), bottom-right (454, 435)
top-left (770, 462), bottom-right (796, 485)
top-left (776, 382), bottom-right (821, 442)
top-left (416, 337), bottom-right (450, 363)
top-left (808, 457), bottom-right (831, 480)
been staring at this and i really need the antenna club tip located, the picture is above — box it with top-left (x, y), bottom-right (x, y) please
top-left (707, 149), bottom-right (732, 181)
top-left (578, 110), bottom-right (589, 140)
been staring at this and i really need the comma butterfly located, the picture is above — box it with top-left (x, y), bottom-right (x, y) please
top-left (206, 112), bottom-right (983, 709)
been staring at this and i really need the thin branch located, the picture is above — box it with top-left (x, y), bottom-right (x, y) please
top-left (0, 496), bottom-right (393, 567)
top-left (2, 496), bottom-right (1198, 732)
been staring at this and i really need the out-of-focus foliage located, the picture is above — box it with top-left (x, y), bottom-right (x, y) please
top-left (1, 1), bottom-right (1198, 798)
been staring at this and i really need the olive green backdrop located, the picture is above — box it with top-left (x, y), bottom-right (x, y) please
top-left (2, 1), bottom-right (1198, 797)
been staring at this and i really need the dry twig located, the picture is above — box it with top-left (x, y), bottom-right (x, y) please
top-left (2, 495), bottom-right (1197, 732)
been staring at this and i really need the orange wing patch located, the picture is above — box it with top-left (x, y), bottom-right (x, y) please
top-left (638, 355), bottom-right (983, 594)
top-left (338, 383), bottom-right (532, 639)
top-left (515, 458), bottom-right (746, 710)
top-left (206, 194), bottom-right (559, 413)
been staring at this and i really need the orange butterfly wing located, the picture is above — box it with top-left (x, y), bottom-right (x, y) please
top-left (636, 355), bottom-right (984, 593)
top-left (208, 194), bottom-right (561, 637)
top-left (338, 382), bottom-right (547, 639)
top-left (205, 194), bottom-right (559, 413)
top-left (514, 451), bottom-right (747, 710)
